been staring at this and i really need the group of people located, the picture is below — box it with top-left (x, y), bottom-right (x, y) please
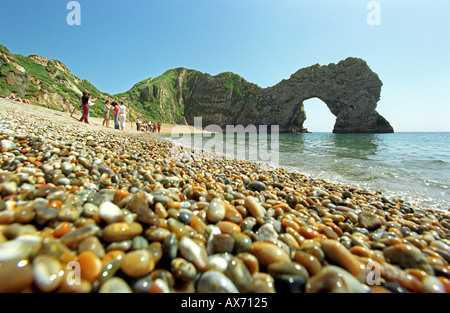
top-left (8, 91), bottom-right (30, 104)
top-left (79, 91), bottom-right (160, 133)
top-left (101, 99), bottom-right (129, 131)
top-left (7, 89), bottom-right (161, 134)
top-left (136, 119), bottom-right (161, 133)
top-left (79, 91), bottom-right (129, 131)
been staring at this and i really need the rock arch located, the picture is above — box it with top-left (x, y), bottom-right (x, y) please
top-left (248, 57), bottom-right (393, 133)
top-left (183, 57), bottom-right (394, 133)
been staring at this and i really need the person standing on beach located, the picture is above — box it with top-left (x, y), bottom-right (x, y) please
top-left (112, 101), bottom-right (120, 129)
top-left (79, 91), bottom-right (91, 124)
top-left (157, 122), bottom-right (161, 133)
top-left (136, 118), bottom-right (142, 131)
top-left (102, 100), bottom-right (112, 127)
top-left (118, 101), bottom-right (128, 131)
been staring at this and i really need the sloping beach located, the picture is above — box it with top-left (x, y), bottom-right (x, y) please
top-left (0, 98), bottom-right (449, 293)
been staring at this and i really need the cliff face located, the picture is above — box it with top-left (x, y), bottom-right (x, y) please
top-left (0, 44), bottom-right (393, 132)
top-left (0, 45), bottom-right (107, 116)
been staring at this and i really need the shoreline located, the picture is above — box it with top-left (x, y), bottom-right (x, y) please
top-left (1, 97), bottom-right (447, 212)
top-left (0, 98), bottom-right (449, 293)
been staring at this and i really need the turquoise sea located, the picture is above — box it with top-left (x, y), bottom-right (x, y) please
top-left (160, 132), bottom-right (450, 210)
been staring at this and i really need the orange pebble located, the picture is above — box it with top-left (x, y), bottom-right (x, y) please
top-left (405, 268), bottom-right (428, 281)
top-left (324, 222), bottom-right (343, 237)
top-left (167, 202), bottom-right (181, 210)
top-left (78, 251), bottom-right (102, 282)
top-left (298, 227), bottom-right (320, 239)
top-left (349, 246), bottom-right (373, 258)
top-left (53, 222), bottom-right (72, 238)
top-left (102, 250), bottom-right (126, 264)
top-left (293, 250), bottom-right (322, 276)
top-left (190, 215), bottom-right (206, 235)
top-left (272, 203), bottom-right (291, 212)
top-left (286, 227), bottom-right (305, 246)
top-left (250, 242), bottom-right (290, 267)
top-left (47, 200), bottom-right (62, 210)
top-left (282, 218), bottom-right (300, 232)
top-left (217, 221), bottom-right (241, 235)
top-left (113, 189), bottom-right (130, 204)
top-left (388, 227), bottom-right (403, 239)
top-left (224, 205), bottom-right (243, 225)
top-left (438, 277), bottom-right (450, 293)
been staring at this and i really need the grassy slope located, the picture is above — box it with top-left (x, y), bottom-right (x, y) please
top-left (0, 44), bottom-right (252, 123)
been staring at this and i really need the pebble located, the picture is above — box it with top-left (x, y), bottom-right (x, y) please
top-left (274, 274), bottom-right (307, 293)
top-left (131, 275), bottom-right (153, 293)
top-left (252, 272), bottom-right (276, 293)
top-left (197, 270), bottom-right (240, 293)
top-left (78, 236), bottom-right (105, 258)
top-left (97, 260), bottom-right (121, 286)
top-left (98, 277), bottom-right (133, 293)
top-left (383, 243), bottom-right (434, 275)
top-left (250, 242), bottom-right (290, 267)
top-left (217, 221), bottom-right (241, 235)
top-left (248, 181), bottom-right (266, 192)
top-left (293, 251), bottom-right (322, 276)
top-left (132, 235), bottom-right (149, 250)
top-left (106, 240), bottom-right (132, 252)
top-left (162, 233), bottom-right (179, 261)
top-left (35, 205), bottom-right (59, 225)
top-left (0, 259), bottom-right (34, 292)
top-left (121, 249), bottom-right (155, 278)
top-left (60, 225), bottom-right (100, 249)
top-left (99, 201), bottom-right (123, 224)
top-left (102, 222), bottom-right (143, 242)
top-left (78, 250), bottom-right (103, 282)
top-left (306, 265), bottom-right (369, 293)
top-left (171, 258), bottom-right (197, 282)
top-left (179, 236), bottom-right (210, 271)
top-left (57, 205), bottom-right (80, 222)
top-left (358, 211), bottom-right (383, 230)
top-left (211, 233), bottom-right (235, 254)
top-left (0, 235), bottom-right (42, 262)
top-left (321, 239), bottom-right (361, 277)
top-left (422, 275), bottom-right (446, 293)
top-left (244, 196), bottom-right (266, 218)
top-left (226, 256), bottom-right (253, 292)
top-left (257, 223), bottom-right (279, 242)
top-left (206, 198), bottom-right (226, 222)
top-left (233, 232), bottom-right (252, 253)
top-left (32, 255), bottom-right (64, 292)
top-left (267, 261), bottom-right (309, 281)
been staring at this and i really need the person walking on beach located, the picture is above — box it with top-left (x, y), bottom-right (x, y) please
top-left (118, 101), bottom-right (128, 131)
top-left (102, 100), bottom-right (112, 127)
top-left (112, 101), bottom-right (120, 129)
top-left (157, 122), bottom-right (161, 133)
top-left (79, 91), bottom-right (92, 124)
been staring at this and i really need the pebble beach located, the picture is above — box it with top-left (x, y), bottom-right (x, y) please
top-left (0, 98), bottom-right (449, 293)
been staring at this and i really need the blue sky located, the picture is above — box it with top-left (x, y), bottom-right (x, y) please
top-left (1, 0), bottom-right (449, 132)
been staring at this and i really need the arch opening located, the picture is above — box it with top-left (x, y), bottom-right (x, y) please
top-left (302, 98), bottom-right (336, 133)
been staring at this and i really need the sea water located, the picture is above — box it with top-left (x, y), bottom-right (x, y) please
top-left (160, 132), bottom-right (450, 210)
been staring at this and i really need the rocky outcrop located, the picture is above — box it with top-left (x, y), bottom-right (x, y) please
top-left (0, 45), bottom-right (104, 114)
top-left (183, 58), bottom-right (393, 133)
